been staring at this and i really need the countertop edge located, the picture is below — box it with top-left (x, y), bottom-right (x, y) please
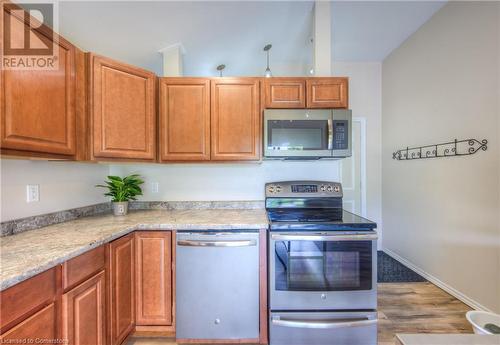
top-left (0, 222), bottom-right (269, 291)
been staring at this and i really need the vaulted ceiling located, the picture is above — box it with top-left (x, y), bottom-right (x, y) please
top-left (58, 1), bottom-right (445, 76)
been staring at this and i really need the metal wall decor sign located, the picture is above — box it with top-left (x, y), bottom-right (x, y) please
top-left (393, 138), bottom-right (488, 160)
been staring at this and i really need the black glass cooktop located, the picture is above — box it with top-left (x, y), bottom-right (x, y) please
top-left (267, 210), bottom-right (377, 232)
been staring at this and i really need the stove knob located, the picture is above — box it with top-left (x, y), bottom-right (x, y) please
top-left (334, 185), bottom-right (340, 192)
top-left (327, 185), bottom-right (333, 192)
top-left (320, 185), bottom-right (326, 192)
top-left (275, 185), bottom-right (282, 193)
top-left (268, 186), bottom-right (275, 193)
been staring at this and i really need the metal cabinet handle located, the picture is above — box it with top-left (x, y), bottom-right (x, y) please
top-left (177, 239), bottom-right (257, 247)
top-left (271, 317), bottom-right (377, 329)
top-left (271, 233), bottom-right (378, 241)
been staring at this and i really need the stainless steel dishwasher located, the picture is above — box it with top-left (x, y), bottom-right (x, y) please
top-left (176, 231), bottom-right (260, 341)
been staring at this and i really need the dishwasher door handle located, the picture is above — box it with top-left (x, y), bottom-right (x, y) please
top-left (177, 239), bottom-right (257, 247)
top-left (271, 317), bottom-right (377, 329)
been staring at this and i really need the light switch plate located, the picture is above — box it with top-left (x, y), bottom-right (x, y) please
top-left (26, 184), bottom-right (40, 202)
top-left (151, 182), bottom-right (159, 193)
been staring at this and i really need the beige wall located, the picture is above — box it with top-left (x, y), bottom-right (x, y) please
top-left (333, 62), bottom-right (383, 242)
top-left (382, 2), bottom-right (500, 312)
top-left (0, 159), bottom-right (108, 222)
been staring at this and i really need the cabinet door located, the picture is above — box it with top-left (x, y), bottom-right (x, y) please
top-left (306, 78), bottom-right (349, 108)
top-left (0, 304), bottom-right (57, 344)
top-left (264, 78), bottom-right (305, 108)
top-left (211, 78), bottom-right (260, 161)
top-left (159, 78), bottom-right (210, 161)
top-left (135, 232), bottom-right (172, 325)
top-left (108, 234), bottom-right (135, 345)
top-left (0, 5), bottom-right (76, 156)
top-left (89, 54), bottom-right (156, 161)
top-left (62, 271), bottom-right (106, 345)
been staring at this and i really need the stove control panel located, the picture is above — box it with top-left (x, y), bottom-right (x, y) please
top-left (266, 181), bottom-right (342, 198)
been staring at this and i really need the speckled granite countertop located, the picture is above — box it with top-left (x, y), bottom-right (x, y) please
top-left (0, 209), bottom-right (268, 291)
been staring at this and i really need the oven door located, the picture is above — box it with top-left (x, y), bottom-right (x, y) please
top-left (269, 232), bottom-right (377, 310)
top-left (264, 109), bottom-right (333, 158)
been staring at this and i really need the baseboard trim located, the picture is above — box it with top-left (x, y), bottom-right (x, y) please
top-left (382, 248), bottom-right (492, 312)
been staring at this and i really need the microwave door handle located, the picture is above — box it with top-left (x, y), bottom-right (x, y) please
top-left (328, 119), bottom-right (333, 150)
top-left (271, 317), bottom-right (377, 329)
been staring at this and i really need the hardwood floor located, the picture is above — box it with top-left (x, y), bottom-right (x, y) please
top-left (378, 282), bottom-right (472, 345)
top-left (126, 282), bottom-right (473, 345)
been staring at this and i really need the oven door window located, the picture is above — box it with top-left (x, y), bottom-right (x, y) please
top-left (274, 240), bottom-right (372, 291)
top-left (267, 120), bottom-right (329, 151)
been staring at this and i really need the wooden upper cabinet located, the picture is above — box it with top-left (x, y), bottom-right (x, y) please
top-left (306, 78), bottom-right (349, 108)
top-left (89, 54), bottom-right (156, 161)
top-left (135, 232), bottom-right (172, 326)
top-left (159, 78), bottom-right (210, 161)
top-left (62, 271), bottom-right (106, 345)
top-left (0, 5), bottom-right (76, 157)
top-left (263, 78), bottom-right (306, 108)
top-left (211, 78), bottom-right (261, 161)
top-left (108, 234), bottom-right (135, 345)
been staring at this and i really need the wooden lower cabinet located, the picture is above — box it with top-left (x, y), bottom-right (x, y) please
top-left (62, 271), bottom-right (106, 345)
top-left (135, 232), bottom-right (173, 326)
top-left (108, 234), bottom-right (136, 345)
top-left (0, 303), bottom-right (57, 344)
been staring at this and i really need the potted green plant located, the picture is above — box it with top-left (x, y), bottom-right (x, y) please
top-left (96, 174), bottom-right (144, 216)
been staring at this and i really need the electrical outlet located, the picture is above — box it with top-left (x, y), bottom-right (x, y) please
top-left (26, 185), bottom-right (40, 203)
top-left (151, 182), bottom-right (159, 193)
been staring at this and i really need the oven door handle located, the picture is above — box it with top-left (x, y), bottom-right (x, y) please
top-left (177, 239), bottom-right (257, 247)
top-left (271, 233), bottom-right (378, 241)
top-left (271, 317), bottom-right (377, 329)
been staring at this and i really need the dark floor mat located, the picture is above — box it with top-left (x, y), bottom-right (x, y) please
top-left (377, 251), bottom-right (427, 283)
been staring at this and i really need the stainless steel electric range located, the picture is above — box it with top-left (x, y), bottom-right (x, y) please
top-left (266, 181), bottom-right (378, 345)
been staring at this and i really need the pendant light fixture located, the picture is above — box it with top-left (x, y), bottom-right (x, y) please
top-left (216, 64), bottom-right (226, 77)
top-left (263, 44), bottom-right (272, 78)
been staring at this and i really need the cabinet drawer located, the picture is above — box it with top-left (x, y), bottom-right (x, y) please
top-left (0, 303), bottom-right (57, 343)
top-left (0, 268), bottom-right (56, 330)
top-left (63, 246), bottom-right (105, 290)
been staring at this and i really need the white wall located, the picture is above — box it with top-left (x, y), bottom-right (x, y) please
top-left (382, 2), bottom-right (500, 312)
top-left (0, 159), bottom-right (108, 222)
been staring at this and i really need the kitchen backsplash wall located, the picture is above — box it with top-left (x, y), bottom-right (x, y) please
top-left (1, 160), bottom-right (108, 222)
top-left (110, 160), bottom-right (342, 201)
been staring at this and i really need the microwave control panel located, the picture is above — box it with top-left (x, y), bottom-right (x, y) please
top-left (332, 120), bottom-right (349, 150)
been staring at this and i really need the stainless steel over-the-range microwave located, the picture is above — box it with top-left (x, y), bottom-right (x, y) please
top-left (264, 109), bottom-right (352, 159)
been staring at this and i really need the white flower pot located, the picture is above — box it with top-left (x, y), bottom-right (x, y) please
top-left (112, 201), bottom-right (129, 216)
